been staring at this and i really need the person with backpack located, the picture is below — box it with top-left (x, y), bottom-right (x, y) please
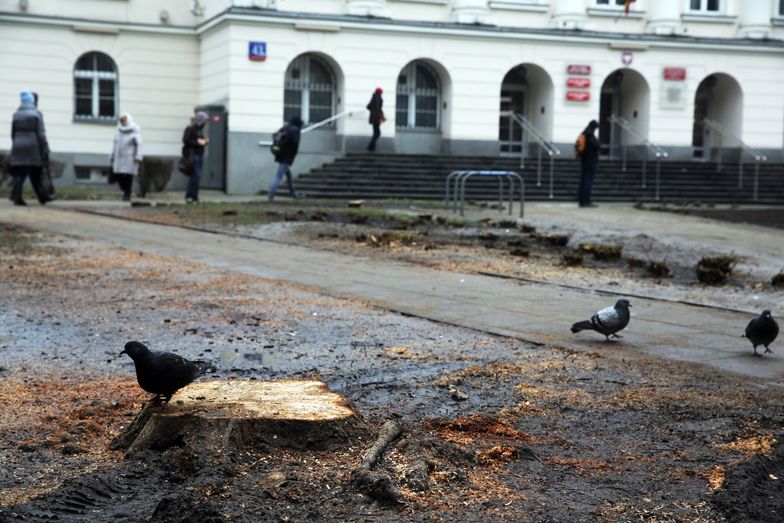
top-left (576, 119), bottom-right (600, 208)
top-left (8, 91), bottom-right (51, 206)
top-left (366, 87), bottom-right (384, 152)
top-left (182, 111), bottom-right (209, 204)
top-left (268, 116), bottom-right (303, 201)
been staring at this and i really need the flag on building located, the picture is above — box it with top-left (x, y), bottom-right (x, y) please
top-left (625, 0), bottom-right (636, 15)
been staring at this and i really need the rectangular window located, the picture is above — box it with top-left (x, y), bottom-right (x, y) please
top-left (595, 0), bottom-right (625, 6)
top-left (690, 0), bottom-right (720, 12)
top-left (780, 0), bottom-right (784, 15)
top-left (415, 95), bottom-right (438, 129)
top-left (99, 79), bottom-right (115, 118)
top-left (395, 94), bottom-right (409, 128)
top-left (75, 79), bottom-right (92, 117)
top-left (283, 89), bottom-right (301, 123)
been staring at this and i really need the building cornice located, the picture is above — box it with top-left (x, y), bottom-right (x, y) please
top-left (2, 8), bottom-right (782, 54)
top-left (0, 11), bottom-right (195, 35)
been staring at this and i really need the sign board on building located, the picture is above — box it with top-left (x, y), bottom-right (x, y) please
top-left (660, 82), bottom-right (688, 110)
top-left (567, 78), bottom-right (591, 88)
top-left (567, 64), bottom-right (591, 75)
top-left (566, 91), bottom-right (590, 102)
top-left (248, 41), bottom-right (267, 61)
top-left (621, 50), bottom-right (633, 66)
top-left (663, 67), bottom-right (686, 81)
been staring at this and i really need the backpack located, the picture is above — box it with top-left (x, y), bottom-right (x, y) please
top-left (574, 133), bottom-right (586, 158)
top-left (270, 125), bottom-right (290, 155)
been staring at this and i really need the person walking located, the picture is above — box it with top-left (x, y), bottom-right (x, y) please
top-left (110, 113), bottom-right (143, 202)
top-left (8, 91), bottom-right (50, 206)
top-left (182, 111), bottom-right (209, 203)
top-left (268, 116), bottom-right (302, 201)
top-left (576, 119), bottom-right (600, 208)
top-left (366, 87), bottom-right (384, 152)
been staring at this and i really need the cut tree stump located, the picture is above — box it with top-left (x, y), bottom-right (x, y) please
top-left (111, 379), bottom-right (367, 454)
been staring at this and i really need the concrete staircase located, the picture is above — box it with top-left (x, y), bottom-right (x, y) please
top-left (296, 153), bottom-right (784, 203)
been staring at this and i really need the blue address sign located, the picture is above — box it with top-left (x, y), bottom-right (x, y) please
top-left (248, 41), bottom-right (267, 62)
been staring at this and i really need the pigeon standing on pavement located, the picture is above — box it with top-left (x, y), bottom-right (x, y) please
top-left (571, 299), bottom-right (632, 341)
top-left (120, 341), bottom-right (215, 402)
top-left (743, 310), bottom-right (779, 357)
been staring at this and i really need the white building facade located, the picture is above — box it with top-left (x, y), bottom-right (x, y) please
top-left (1, 0), bottom-right (783, 194)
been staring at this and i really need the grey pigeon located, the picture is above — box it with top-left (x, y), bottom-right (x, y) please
top-left (571, 299), bottom-right (632, 341)
top-left (743, 310), bottom-right (779, 357)
top-left (120, 341), bottom-right (215, 402)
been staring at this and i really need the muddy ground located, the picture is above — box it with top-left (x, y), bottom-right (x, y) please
top-left (94, 200), bottom-right (784, 312)
top-left (0, 220), bottom-right (783, 522)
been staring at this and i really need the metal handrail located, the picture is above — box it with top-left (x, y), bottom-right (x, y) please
top-left (509, 113), bottom-right (561, 199)
top-left (258, 110), bottom-right (357, 146)
top-left (609, 115), bottom-right (669, 201)
top-left (702, 118), bottom-right (767, 200)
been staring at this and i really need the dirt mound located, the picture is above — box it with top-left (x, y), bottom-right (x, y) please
top-left (711, 444), bottom-right (784, 522)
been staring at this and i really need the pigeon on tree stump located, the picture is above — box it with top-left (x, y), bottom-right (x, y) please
top-left (571, 299), bottom-right (632, 341)
top-left (743, 310), bottom-right (779, 357)
top-left (120, 341), bottom-right (216, 402)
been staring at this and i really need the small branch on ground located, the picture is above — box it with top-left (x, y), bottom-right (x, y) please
top-left (352, 419), bottom-right (405, 505)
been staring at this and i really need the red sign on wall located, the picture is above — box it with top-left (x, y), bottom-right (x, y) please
top-left (567, 64), bottom-right (591, 75)
top-left (566, 91), bottom-right (590, 102)
top-left (663, 67), bottom-right (687, 81)
top-left (567, 77), bottom-right (591, 88)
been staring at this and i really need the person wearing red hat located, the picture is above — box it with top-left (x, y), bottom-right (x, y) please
top-left (366, 87), bottom-right (385, 152)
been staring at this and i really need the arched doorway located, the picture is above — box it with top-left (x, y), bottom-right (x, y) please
top-left (283, 53), bottom-right (342, 126)
top-left (598, 69), bottom-right (650, 158)
top-left (395, 59), bottom-right (450, 154)
top-left (692, 73), bottom-right (743, 159)
top-left (499, 64), bottom-right (554, 156)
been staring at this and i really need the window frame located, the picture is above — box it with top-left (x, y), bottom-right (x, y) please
top-left (688, 0), bottom-right (722, 14)
top-left (283, 54), bottom-right (337, 127)
top-left (396, 62), bottom-right (441, 131)
top-left (594, 0), bottom-right (626, 9)
top-left (73, 52), bottom-right (118, 123)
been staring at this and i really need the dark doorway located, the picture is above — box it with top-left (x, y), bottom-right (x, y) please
top-left (499, 67), bottom-right (527, 156)
top-left (195, 104), bottom-right (227, 190)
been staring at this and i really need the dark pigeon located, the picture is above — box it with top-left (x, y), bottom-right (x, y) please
top-left (743, 309), bottom-right (779, 357)
top-left (120, 341), bottom-right (215, 402)
top-left (571, 299), bottom-right (632, 341)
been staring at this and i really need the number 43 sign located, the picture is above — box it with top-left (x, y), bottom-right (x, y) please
top-left (248, 41), bottom-right (267, 62)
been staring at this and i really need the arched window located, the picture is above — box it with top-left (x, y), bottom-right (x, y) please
top-left (396, 62), bottom-right (440, 130)
top-left (74, 52), bottom-right (118, 121)
top-left (284, 55), bottom-right (336, 125)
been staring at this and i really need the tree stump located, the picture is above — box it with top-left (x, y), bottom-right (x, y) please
top-left (111, 379), bottom-right (367, 454)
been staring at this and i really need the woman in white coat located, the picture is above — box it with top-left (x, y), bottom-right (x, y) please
top-left (110, 113), bottom-right (143, 201)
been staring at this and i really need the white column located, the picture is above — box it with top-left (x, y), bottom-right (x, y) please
top-left (738, 0), bottom-right (773, 39)
top-left (450, 0), bottom-right (495, 25)
top-left (645, 0), bottom-right (683, 35)
top-left (550, 0), bottom-right (586, 30)
top-left (345, 0), bottom-right (390, 17)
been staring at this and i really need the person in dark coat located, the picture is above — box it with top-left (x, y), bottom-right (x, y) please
top-left (182, 111), bottom-right (209, 203)
top-left (8, 91), bottom-right (51, 206)
top-left (366, 87), bottom-right (384, 152)
top-left (268, 116), bottom-right (302, 201)
top-left (577, 119), bottom-right (600, 208)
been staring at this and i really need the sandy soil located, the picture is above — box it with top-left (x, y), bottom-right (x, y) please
top-left (0, 221), bottom-right (782, 521)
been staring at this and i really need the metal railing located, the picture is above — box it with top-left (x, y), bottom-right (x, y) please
top-left (609, 115), bottom-right (669, 201)
top-left (258, 110), bottom-right (357, 146)
top-left (509, 113), bottom-right (561, 199)
top-left (445, 170), bottom-right (525, 218)
top-left (701, 118), bottom-right (768, 201)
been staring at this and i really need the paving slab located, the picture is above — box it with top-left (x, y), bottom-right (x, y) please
top-left (2, 204), bottom-right (782, 384)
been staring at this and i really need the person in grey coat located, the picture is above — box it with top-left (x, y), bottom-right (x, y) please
top-left (8, 90), bottom-right (50, 206)
top-left (110, 113), bottom-right (143, 201)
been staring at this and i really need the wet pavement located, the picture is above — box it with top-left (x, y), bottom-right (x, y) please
top-left (2, 201), bottom-right (782, 384)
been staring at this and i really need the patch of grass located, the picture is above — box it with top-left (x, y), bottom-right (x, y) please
top-left (697, 255), bottom-right (737, 285)
top-left (578, 243), bottom-right (623, 261)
